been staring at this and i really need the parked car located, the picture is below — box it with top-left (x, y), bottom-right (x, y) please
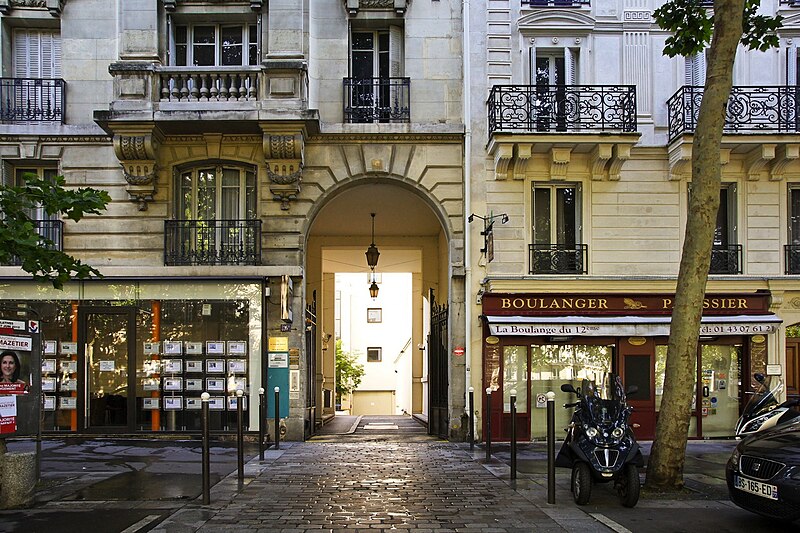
top-left (726, 417), bottom-right (800, 522)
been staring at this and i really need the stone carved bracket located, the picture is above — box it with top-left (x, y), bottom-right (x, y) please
top-left (513, 144), bottom-right (532, 180)
top-left (550, 147), bottom-right (572, 180)
top-left (591, 144), bottom-right (613, 180)
top-left (669, 143), bottom-right (731, 181)
top-left (345, 0), bottom-right (408, 16)
top-left (263, 131), bottom-right (305, 210)
top-left (112, 128), bottom-right (163, 211)
top-left (746, 144), bottom-right (776, 181)
top-left (0, 0), bottom-right (65, 16)
top-left (770, 144), bottom-right (799, 181)
top-left (608, 144), bottom-right (631, 181)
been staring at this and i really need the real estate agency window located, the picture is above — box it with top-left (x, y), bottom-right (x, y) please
top-left (367, 347), bottom-right (382, 362)
top-left (176, 164), bottom-right (256, 221)
top-left (172, 23), bottom-right (258, 66)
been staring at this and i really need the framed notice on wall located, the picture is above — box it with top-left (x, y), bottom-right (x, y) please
top-left (44, 340), bottom-right (57, 355)
top-left (227, 341), bottom-right (247, 355)
top-left (164, 396), bottom-right (183, 410)
top-left (143, 398), bottom-right (160, 410)
top-left (163, 341), bottom-right (182, 355)
top-left (206, 341), bottom-right (225, 355)
top-left (41, 359), bottom-right (56, 373)
top-left (227, 359), bottom-right (246, 374)
top-left (185, 378), bottom-right (203, 391)
top-left (186, 342), bottom-right (203, 355)
top-left (164, 359), bottom-right (182, 374)
top-left (206, 359), bottom-right (225, 373)
top-left (206, 378), bottom-right (224, 392)
top-left (143, 342), bottom-right (160, 355)
top-left (186, 360), bottom-right (203, 373)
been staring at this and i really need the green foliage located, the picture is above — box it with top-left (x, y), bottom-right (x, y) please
top-left (0, 172), bottom-right (111, 289)
top-left (334, 339), bottom-right (364, 401)
top-left (786, 324), bottom-right (800, 338)
top-left (654, 0), bottom-right (782, 58)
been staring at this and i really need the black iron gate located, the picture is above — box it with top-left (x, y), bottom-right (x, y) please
top-left (427, 288), bottom-right (449, 438)
top-left (304, 290), bottom-right (317, 439)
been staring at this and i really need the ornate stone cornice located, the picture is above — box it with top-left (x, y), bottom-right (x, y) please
top-left (0, 0), bottom-right (65, 16)
top-left (164, 0), bottom-right (263, 12)
top-left (771, 144), bottom-right (800, 181)
top-left (0, 135), bottom-right (111, 144)
top-left (345, 0), bottom-right (408, 16)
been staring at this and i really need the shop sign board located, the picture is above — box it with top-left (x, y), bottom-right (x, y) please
top-left (488, 321), bottom-right (778, 337)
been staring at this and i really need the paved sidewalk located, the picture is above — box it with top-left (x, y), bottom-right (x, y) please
top-left (2, 433), bottom-right (798, 532)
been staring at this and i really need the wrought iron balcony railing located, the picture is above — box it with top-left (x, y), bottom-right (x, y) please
top-left (668, 86), bottom-right (800, 141)
top-left (529, 244), bottom-right (588, 274)
top-left (488, 85), bottom-right (637, 135)
top-left (164, 219), bottom-right (262, 266)
top-left (1, 220), bottom-right (63, 265)
top-left (527, 0), bottom-right (590, 6)
top-left (710, 244), bottom-right (742, 275)
top-left (0, 78), bottom-right (65, 123)
top-left (785, 245), bottom-right (800, 274)
top-left (343, 77), bottom-right (410, 123)
top-left (159, 67), bottom-right (260, 102)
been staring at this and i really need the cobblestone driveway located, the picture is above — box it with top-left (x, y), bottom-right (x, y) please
top-left (198, 441), bottom-right (562, 532)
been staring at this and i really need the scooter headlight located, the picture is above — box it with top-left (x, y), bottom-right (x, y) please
top-left (585, 426), bottom-right (599, 439)
top-left (743, 413), bottom-right (773, 433)
top-left (611, 427), bottom-right (624, 439)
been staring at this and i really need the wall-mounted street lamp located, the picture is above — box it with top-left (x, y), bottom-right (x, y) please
top-left (468, 212), bottom-right (509, 263)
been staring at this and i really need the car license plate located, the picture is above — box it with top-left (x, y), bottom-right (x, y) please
top-left (734, 475), bottom-right (779, 500)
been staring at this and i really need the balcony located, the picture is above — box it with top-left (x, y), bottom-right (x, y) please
top-left (785, 245), bottom-right (800, 274)
top-left (1, 220), bottom-right (63, 265)
top-left (0, 78), bottom-right (65, 123)
top-left (668, 86), bottom-right (800, 142)
top-left (526, 0), bottom-right (590, 6)
top-left (710, 244), bottom-right (742, 275)
top-left (343, 77), bottom-right (410, 123)
top-left (488, 85), bottom-right (637, 135)
top-left (159, 67), bottom-right (259, 103)
top-left (529, 244), bottom-right (588, 274)
top-left (164, 219), bottom-right (262, 266)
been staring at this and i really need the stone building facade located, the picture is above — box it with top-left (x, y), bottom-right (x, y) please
top-left (467, 0), bottom-right (800, 440)
top-left (0, 0), bottom-right (465, 440)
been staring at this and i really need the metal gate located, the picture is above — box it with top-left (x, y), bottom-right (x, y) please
top-left (427, 288), bottom-right (449, 438)
top-left (304, 290), bottom-right (318, 439)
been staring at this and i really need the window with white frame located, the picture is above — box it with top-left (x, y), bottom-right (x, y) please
top-left (13, 29), bottom-right (61, 79)
top-left (367, 347), bottom-right (382, 362)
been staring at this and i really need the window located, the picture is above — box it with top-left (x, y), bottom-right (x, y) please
top-left (172, 24), bottom-right (258, 66)
top-left (165, 164), bottom-right (260, 265)
top-left (685, 51), bottom-right (707, 86)
top-left (530, 48), bottom-right (578, 131)
top-left (1, 166), bottom-right (57, 220)
top-left (177, 164), bottom-right (256, 220)
top-left (345, 26), bottom-right (409, 123)
top-left (13, 29), bottom-right (61, 78)
top-left (530, 183), bottom-right (585, 274)
top-left (691, 183), bottom-right (740, 274)
top-left (367, 308), bottom-right (382, 323)
top-left (788, 185), bottom-right (800, 273)
top-left (367, 347), bottom-right (382, 362)
top-left (2, 29), bottom-right (64, 123)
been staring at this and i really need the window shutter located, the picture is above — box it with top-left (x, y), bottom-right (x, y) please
top-left (389, 25), bottom-right (403, 77)
top-left (13, 30), bottom-right (33, 77)
top-left (13, 30), bottom-right (61, 78)
top-left (685, 51), bottom-right (706, 86)
top-left (565, 48), bottom-right (577, 85)
top-left (528, 45), bottom-right (537, 85)
top-left (788, 45), bottom-right (798, 86)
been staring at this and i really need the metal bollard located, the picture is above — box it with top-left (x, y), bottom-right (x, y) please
top-left (258, 387), bottom-right (265, 460)
top-left (546, 391), bottom-right (556, 504)
top-left (201, 391), bottom-right (211, 505)
top-left (468, 386), bottom-right (475, 451)
top-left (274, 386), bottom-right (280, 450)
top-left (510, 389), bottom-right (517, 480)
top-left (485, 388), bottom-right (492, 462)
top-left (236, 389), bottom-right (244, 482)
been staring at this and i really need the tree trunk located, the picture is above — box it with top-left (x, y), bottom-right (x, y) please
top-left (645, 0), bottom-right (745, 490)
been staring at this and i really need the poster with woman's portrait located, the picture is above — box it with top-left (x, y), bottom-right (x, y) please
top-left (0, 348), bottom-right (29, 395)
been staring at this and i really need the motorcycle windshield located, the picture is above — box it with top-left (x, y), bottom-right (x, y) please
top-left (581, 375), bottom-right (627, 425)
top-left (741, 375), bottom-right (783, 420)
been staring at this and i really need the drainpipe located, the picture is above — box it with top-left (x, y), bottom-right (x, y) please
top-left (462, 0), bottom-right (473, 421)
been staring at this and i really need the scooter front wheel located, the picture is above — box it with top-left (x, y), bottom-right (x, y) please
top-left (572, 462), bottom-right (592, 505)
top-left (616, 463), bottom-right (641, 508)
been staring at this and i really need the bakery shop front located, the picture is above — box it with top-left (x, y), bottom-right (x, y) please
top-left (480, 292), bottom-right (780, 441)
